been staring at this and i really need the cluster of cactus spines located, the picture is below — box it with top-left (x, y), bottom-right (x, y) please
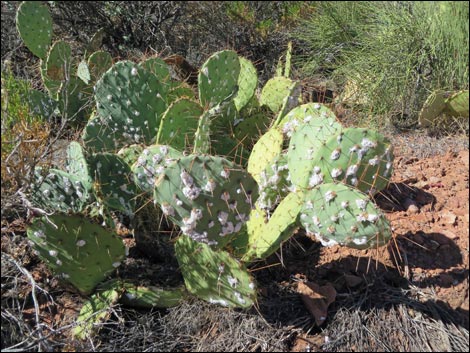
top-left (299, 183), bottom-right (391, 249)
top-left (198, 50), bottom-right (241, 108)
top-left (419, 89), bottom-right (469, 127)
top-left (30, 167), bottom-right (92, 214)
top-left (154, 155), bottom-right (258, 249)
top-left (243, 191), bottom-right (303, 262)
top-left (15, 1), bottom-right (52, 59)
top-left (175, 235), bottom-right (256, 308)
top-left (247, 128), bottom-right (284, 184)
top-left (310, 128), bottom-right (393, 195)
top-left (156, 98), bottom-right (203, 150)
top-left (93, 61), bottom-right (168, 148)
top-left (132, 144), bottom-right (183, 194)
top-left (27, 215), bottom-right (126, 295)
top-left (88, 153), bottom-right (137, 217)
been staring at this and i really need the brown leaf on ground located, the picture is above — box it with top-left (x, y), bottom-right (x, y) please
top-left (297, 281), bottom-right (336, 326)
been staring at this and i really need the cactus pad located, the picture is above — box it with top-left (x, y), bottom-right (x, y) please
top-left (46, 40), bottom-right (72, 81)
top-left (234, 57), bottom-right (258, 111)
top-left (300, 183), bottom-right (391, 249)
top-left (175, 235), bottom-right (256, 308)
top-left (16, 1), bottom-right (52, 59)
top-left (27, 215), bottom-right (126, 295)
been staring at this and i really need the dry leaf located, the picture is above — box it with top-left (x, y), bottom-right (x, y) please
top-left (297, 281), bottom-right (336, 326)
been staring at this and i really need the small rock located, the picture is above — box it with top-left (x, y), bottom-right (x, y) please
top-left (429, 176), bottom-right (441, 184)
top-left (439, 273), bottom-right (454, 287)
top-left (440, 211), bottom-right (457, 225)
top-left (343, 274), bottom-right (363, 288)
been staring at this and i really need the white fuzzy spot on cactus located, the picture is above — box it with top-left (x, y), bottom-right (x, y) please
top-left (235, 213), bottom-right (248, 222)
top-left (341, 201), bottom-right (349, 208)
top-left (234, 222), bottom-right (243, 233)
top-left (209, 297), bottom-right (228, 306)
top-left (131, 67), bottom-right (138, 76)
top-left (228, 201), bottom-right (237, 210)
top-left (56, 259), bottom-right (62, 266)
top-left (161, 203), bottom-right (175, 217)
top-left (107, 94), bottom-right (112, 101)
top-left (42, 189), bottom-right (51, 197)
top-left (49, 250), bottom-right (58, 257)
top-left (314, 103), bottom-right (321, 109)
top-left (325, 190), bottom-right (336, 202)
top-left (331, 148), bottom-right (341, 160)
top-left (34, 230), bottom-right (45, 238)
top-left (330, 168), bottom-right (343, 178)
top-left (361, 138), bottom-right (377, 149)
top-left (309, 173), bottom-right (323, 187)
top-left (346, 164), bottom-right (359, 177)
top-left (227, 276), bottom-right (238, 288)
top-left (368, 156), bottom-right (380, 166)
top-left (208, 220), bottom-right (215, 228)
top-left (76, 239), bottom-right (86, 247)
top-left (249, 282), bottom-right (256, 290)
top-left (313, 232), bottom-right (338, 247)
top-left (183, 185), bottom-right (201, 200)
top-left (112, 262), bottom-right (121, 268)
top-left (356, 199), bottom-right (368, 210)
top-left (304, 115), bottom-right (313, 123)
top-left (350, 177), bottom-right (358, 186)
top-left (61, 273), bottom-right (70, 279)
top-left (180, 170), bottom-right (194, 187)
top-left (220, 191), bottom-right (230, 202)
top-left (353, 237), bottom-right (368, 246)
top-left (220, 169), bottom-right (230, 179)
top-left (327, 226), bottom-right (336, 234)
top-left (313, 216), bottom-right (322, 227)
top-left (176, 198), bottom-right (183, 206)
top-left (367, 213), bottom-right (379, 222)
top-left (349, 145), bottom-right (359, 154)
top-left (204, 179), bottom-right (217, 192)
top-left (218, 211), bottom-right (229, 225)
top-left (201, 66), bottom-right (209, 77)
top-left (330, 214), bottom-right (339, 222)
top-left (234, 291), bottom-right (246, 305)
top-left (305, 200), bottom-right (314, 209)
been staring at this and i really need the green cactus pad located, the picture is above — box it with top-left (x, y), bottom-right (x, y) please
top-left (233, 106), bottom-right (272, 150)
top-left (418, 90), bottom-right (447, 127)
top-left (87, 51), bottom-right (113, 82)
top-left (77, 61), bottom-right (91, 84)
top-left (30, 167), bottom-right (92, 214)
top-left (140, 57), bottom-right (171, 83)
top-left (275, 81), bottom-right (302, 124)
top-left (46, 40), bottom-right (72, 81)
top-left (156, 98), bottom-right (203, 150)
top-left (73, 286), bottom-right (120, 340)
top-left (300, 183), bottom-right (391, 249)
top-left (175, 235), bottom-right (256, 308)
top-left (40, 60), bottom-right (61, 98)
top-left (132, 144), bottom-right (182, 194)
top-left (287, 107), bottom-right (342, 189)
top-left (82, 111), bottom-right (119, 153)
top-left (445, 90), bottom-right (469, 118)
top-left (16, 1), bottom-right (52, 59)
top-left (27, 215), bottom-right (126, 295)
top-left (244, 191), bottom-right (302, 261)
top-left (89, 153), bottom-right (137, 216)
top-left (310, 128), bottom-right (393, 194)
top-left (94, 61), bottom-right (167, 148)
top-left (193, 110), bottom-right (212, 154)
top-left (58, 76), bottom-right (92, 125)
top-left (167, 81), bottom-right (196, 105)
top-left (259, 76), bottom-right (296, 114)
top-left (233, 57), bottom-right (258, 111)
top-left (117, 144), bottom-right (144, 166)
top-left (247, 128), bottom-right (284, 184)
top-left (154, 155), bottom-right (258, 249)
top-left (198, 50), bottom-right (240, 108)
top-left (26, 89), bottom-right (57, 120)
top-left (66, 141), bottom-right (92, 190)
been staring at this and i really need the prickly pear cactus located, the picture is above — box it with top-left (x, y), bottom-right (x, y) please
top-left (66, 141), bottom-right (92, 189)
top-left (299, 183), bottom-right (391, 249)
top-left (175, 235), bottom-right (256, 308)
top-left (132, 144), bottom-right (183, 194)
top-left (257, 153), bottom-right (292, 210)
top-left (93, 61), bottom-right (167, 150)
top-left (243, 191), bottom-right (303, 261)
top-left (77, 61), bottom-right (91, 84)
top-left (16, 1), bottom-right (52, 59)
top-left (27, 215), bottom-right (126, 295)
top-left (117, 144), bottom-right (144, 167)
top-left (156, 98), bottom-right (203, 151)
top-left (30, 167), bottom-right (92, 214)
top-left (87, 51), bottom-right (113, 82)
top-left (260, 76), bottom-right (300, 118)
top-left (445, 90), bottom-right (469, 118)
top-left (154, 155), bottom-right (258, 249)
top-left (26, 89), bottom-right (57, 120)
top-left (88, 153), bottom-right (137, 216)
top-left (198, 50), bottom-right (240, 108)
top-left (310, 128), bottom-right (393, 194)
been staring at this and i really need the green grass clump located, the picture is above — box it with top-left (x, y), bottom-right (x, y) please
top-left (293, 1), bottom-right (469, 128)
